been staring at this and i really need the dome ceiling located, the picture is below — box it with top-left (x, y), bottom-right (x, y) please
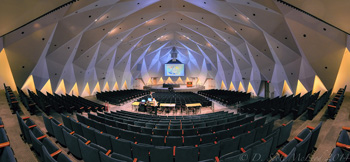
top-left (1, 0), bottom-right (349, 96)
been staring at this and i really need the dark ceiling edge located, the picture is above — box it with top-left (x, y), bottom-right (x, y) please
top-left (0, 0), bottom-right (78, 38)
top-left (276, 0), bottom-right (350, 35)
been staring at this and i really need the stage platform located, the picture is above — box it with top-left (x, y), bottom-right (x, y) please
top-left (143, 84), bottom-right (205, 92)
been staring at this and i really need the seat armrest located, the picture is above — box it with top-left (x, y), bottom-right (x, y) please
top-left (50, 149), bottom-right (62, 157)
top-left (0, 142), bottom-right (10, 148)
top-left (336, 142), bottom-right (350, 150)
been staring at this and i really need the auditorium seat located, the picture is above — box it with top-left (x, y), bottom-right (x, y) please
top-left (42, 146), bottom-right (72, 162)
top-left (110, 137), bottom-right (132, 157)
top-left (247, 138), bottom-right (273, 162)
top-left (16, 112), bottom-right (36, 143)
top-left (105, 125), bottom-right (121, 137)
top-left (70, 119), bottom-right (84, 136)
top-left (78, 139), bottom-right (102, 162)
top-left (200, 133), bottom-right (216, 144)
top-left (328, 147), bottom-right (346, 162)
top-left (131, 143), bottom-right (154, 162)
top-left (29, 130), bottom-right (60, 161)
top-left (43, 115), bottom-right (58, 136)
top-left (183, 135), bottom-right (200, 146)
top-left (254, 125), bottom-right (269, 141)
top-left (134, 133), bottom-right (151, 144)
top-left (61, 114), bottom-right (73, 131)
top-left (239, 130), bottom-right (256, 148)
top-left (110, 152), bottom-right (133, 162)
top-left (219, 137), bottom-right (240, 156)
top-left (220, 148), bottom-right (252, 162)
top-left (81, 125), bottom-right (97, 143)
top-left (153, 129), bottom-right (168, 136)
top-left (198, 143), bottom-right (220, 161)
top-left (198, 127), bottom-right (211, 134)
top-left (272, 147), bottom-right (296, 162)
top-left (151, 135), bottom-right (165, 146)
top-left (99, 151), bottom-right (125, 162)
top-left (265, 131), bottom-right (279, 156)
top-left (62, 129), bottom-right (86, 159)
top-left (165, 136), bottom-right (182, 147)
top-left (307, 122), bottom-right (322, 154)
top-left (0, 146), bottom-right (16, 162)
top-left (93, 120), bottom-right (107, 133)
top-left (183, 128), bottom-right (197, 136)
top-left (294, 133), bottom-right (312, 162)
top-left (119, 129), bottom-right (135, 142)
top-left (128, 124), bottom-right (141, 133)
top-left (150, 146), bottom-right (173, 162)
top-left (168, 129), bottom-right (182, 136)
top-left (227, 126), bottom-right (244, 137)
top-left (277, 121), bottom-right (294, 146)
top-left (175, 146), bottom-right (199, 162)
top-left (52, 120), bottom-right (71, 147)
top-left (95, 131), bottom-right (113, 150)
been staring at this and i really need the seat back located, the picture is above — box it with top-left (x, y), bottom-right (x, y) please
top-left (78, 139), bottom-right (101, 162)
top-left (308, 122), bottom-right (322, 154)
top-left (175, 146), bottom-right (198, 162)
top-left (251, 138), bottom-right (273, 162)
top-left (95, 132), bottom-right (112, 150)
top-left (329, 147), bottom-right (346, 162)
top-left (51, 120), bottom-right (66, 146)
top-left (150, 146), bottom-right (173, 162)
top-left (62, 129), bottom-right (82, 159)
top-left (165, 136), bottom-right (183, 147)
top-left (0, 146), bottom-right (16, 162)
top-left (295, 133), bottom-right (312, 162)
top-left (70, 119), bottom-right (84, 136)
top-left (61, 114), bottom-right (73, 131)
top-left (131, 143), bottom-right (154, 162)
top-left (198, 143), bottom-right (220, 161)
top-left (110, 137), bottom-right (132, 157)
top-left (219, 137), bottom-right (240, 156)
top-left (278, 121), bottom-right (294, 146)
top-left (81, 125), bottom-right (97, 143)
top-left (43, 115), bottom-right (54, 136)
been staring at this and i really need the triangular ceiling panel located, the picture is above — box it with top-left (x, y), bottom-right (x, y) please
top-left (3, 0), bottom-right (349, 97)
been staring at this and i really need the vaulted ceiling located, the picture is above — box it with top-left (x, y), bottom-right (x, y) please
top-left (1, 0), bottom-right (349, 96)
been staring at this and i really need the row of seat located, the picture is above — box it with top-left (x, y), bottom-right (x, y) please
top-left (307, 89), bottom-right (332, 120)
top-left (198, 89), bottom-right (251, 106)
top-left (17, 87), bottom-right (37, 114)
top-left (292, 91), bottom-right (319, 119)
top-left (0, 117), bottom-right (16, 162)
top-left (94, 113), bottom-right (258, 136)
top-left (109, 110), bottom-right (240, 124)
top-left (240, 94), bottom-right (305, 118)
top-left (16, 112), bottom-right (72, 162)
top-left (55, 112), bottom-right (294, 162)
top-left (96, 89), bottom-right (150, 105)
top-left (74, 113), bottom-right (259, 143)
top-left (331, 127), bottom-right (350, 162)
top-left (104, 112), bottom-right (249, 129)
top-left (328, 86), bottom-right (346, 119)
top-left (3, 83), bottom-right (20, 113)
top-left (151, 92), bottom-right (212, 107)
top-left (272, 122), bottom-right (322, 162)
top-left (27, 89), bottom-right (105, 115)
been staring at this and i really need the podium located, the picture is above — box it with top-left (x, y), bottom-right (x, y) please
top-left (187, 81), bottom-right (193, 87)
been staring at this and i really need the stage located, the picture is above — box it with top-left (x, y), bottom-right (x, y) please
top-left (143, 84), bottom-right (205, 92)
